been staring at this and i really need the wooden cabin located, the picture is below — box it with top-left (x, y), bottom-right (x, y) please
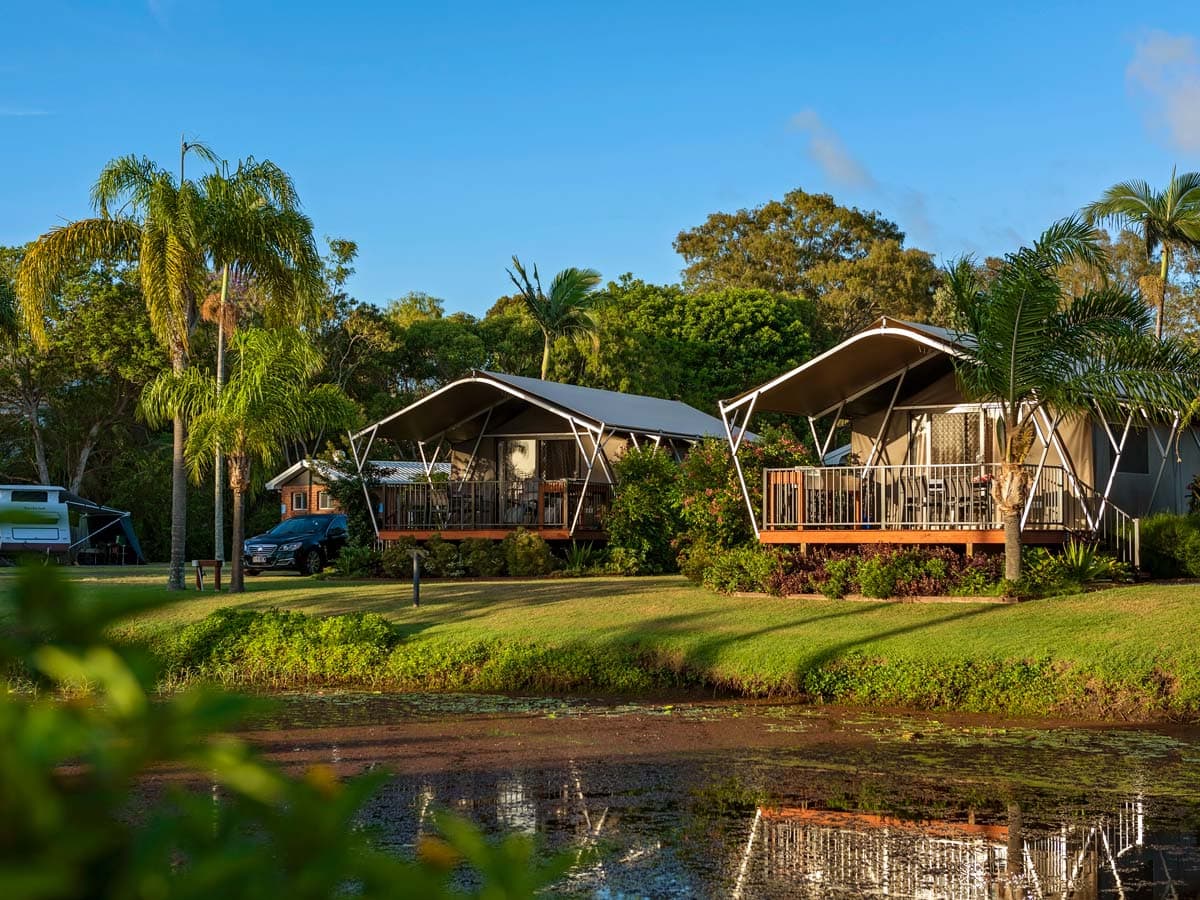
top-left (349, 370), bottom-right (729, 543)
top-left (719, 318), bottom-right (1200, 563)
top-left (265, 458), bottom-right (445, 521)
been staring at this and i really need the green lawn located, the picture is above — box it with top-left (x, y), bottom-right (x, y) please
top-left (34, 564), bottom-right (1200, 717)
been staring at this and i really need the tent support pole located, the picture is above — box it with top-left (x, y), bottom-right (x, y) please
top-left (459, 408), bottom-right (492, 485)
top-left (570, 425), bottom-right (606, 536)
top-left (1021, 414), bottom-right (1059, 528)
top-left (1144, 413), bottom-right (1180, 515)
top-left (720, 398), bottom-right (759, 538)
top-left (1035, 408), bottom-right (1095, 531)
top-left (347, 428), bottom-right (381, 540)
top-left (863, 369), bottom-right (907, 475)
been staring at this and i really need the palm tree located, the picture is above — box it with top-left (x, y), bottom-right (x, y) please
top-left (1084, 169), bottom-right (1200, 338)
top-left (201, 158), bottom-right (323, 566)
top-left (943, 217), bottom-right (1199, 580)
top-left (506, 256), bottom-right (601, 379)
top-left (16, 142), bottom-right (321, 590)
top-left (141, 328), bottom-right (358, 592)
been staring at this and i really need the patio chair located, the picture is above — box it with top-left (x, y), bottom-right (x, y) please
top-left (899, 473), bottom-right (928, 526)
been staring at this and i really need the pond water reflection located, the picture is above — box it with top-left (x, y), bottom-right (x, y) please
top-left (236, 695), bottom-right (1200, 898)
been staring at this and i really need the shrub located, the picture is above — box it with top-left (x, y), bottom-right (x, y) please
top-left (459, 538), bottom-right (507, 577)
top-left (330, 542), bottom-right (381, 578)
top-left (856, 556), bottom-right (897, 599)
top-left (422, 533), bottom-right (464, 577)
top-left (765, 545), bottom-right (1004, 599)
top-left (1140, 512), bottom-right (1200, 578)
top-left (818, 558), bottom-right (855, 599)
top-left (605, 446), bottom-right (682, 574)
top-left (380, 537), bottom-right (419, 578)
top-left (677, 427), bottom-right (811, 551)
top-left (701, 545), bottom-right (782, 594)
top-left (677, 538), bottom-right (718, 584)
top-left (562, 541), bottom-right (603, 576)
top-left (502, 528), bottom-right (557, 576)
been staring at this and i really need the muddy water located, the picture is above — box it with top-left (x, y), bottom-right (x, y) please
top-left (232, 694), bottom-right (1200, 898)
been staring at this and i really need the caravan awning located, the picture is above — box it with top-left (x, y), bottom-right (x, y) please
top-left (722, 317), bottom-right (972, 419)
top-left (360, 371), bottom-right (731, 444)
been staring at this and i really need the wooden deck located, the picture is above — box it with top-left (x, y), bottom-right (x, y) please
top-left (760, 527), bottom-right (1070, 552)
top-left (377, 528), bottom-right (606, 543)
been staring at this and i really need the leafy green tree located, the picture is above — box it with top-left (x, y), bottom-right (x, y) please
top-left (584, 277), bottom-right (818, 411)
top-left (385, 290), bottom-right (445, 327)
top-left (943, 217), bottom-right (1200, 580)
top-left (0, 249), bottom-right (165, 491)
top-left (1084, 170), bottom-right (1200, 338)
top-left (478, 294), bottom-right (543, 377)
top-left (673, 188), bottom-right (938, 339)
top-left (605, 447), bottom-right (683, 574)
top-left (17, 143), bottom-right (321, 590)
top-left (506, 257), bottom-right (601, 379)
top-left (142, 329), bottom-right (358, 592)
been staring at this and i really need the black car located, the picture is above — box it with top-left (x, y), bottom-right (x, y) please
top-left (243, 514), bottom-right (349, 575)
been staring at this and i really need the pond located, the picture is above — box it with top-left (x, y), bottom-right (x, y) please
top-left (223, 694), bottom-right (1200, 898)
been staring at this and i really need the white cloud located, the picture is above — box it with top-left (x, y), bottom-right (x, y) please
top-left (1126, 30), bottom-right (1200, 152)
top-left (0, 107), bottom-right (49, 117)
top-left (789, 108), bottom-right (877, 189)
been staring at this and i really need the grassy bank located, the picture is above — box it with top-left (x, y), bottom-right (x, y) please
top-left (27, 565), bottom-right (1200, 720)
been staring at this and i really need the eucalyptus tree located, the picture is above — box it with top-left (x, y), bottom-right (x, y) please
top-left (1084, 170), bottom-right (1200, 338)
top-left (506, 257), bottom-right (601, 380)
top-left (943, 217), bottom-right (1200, 580)
top-left (141, 328), bottom-right (358, 592)
top-left (16, 142), bottom-right (321, 589)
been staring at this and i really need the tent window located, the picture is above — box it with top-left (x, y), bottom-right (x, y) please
top-left (540, 440), bottom-right (581, 479)
top-left (913, 412), bottom-right (988, 465)
top-left (498, 439), bottom-right (537, 482)
top-left (1116, 428), bottom-right (1149, 474)
top-left (11, 490), bottom-right (49, 503)
top-left (292, 492), bottom-right (308, 511)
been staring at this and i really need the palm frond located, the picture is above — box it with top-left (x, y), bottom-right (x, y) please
top-left (15, 217), bottom-right (141, 347)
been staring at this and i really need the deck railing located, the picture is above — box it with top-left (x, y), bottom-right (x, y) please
top-left (378, 478), bottom-right (613, 533)
top-left (762, 463), bottom-right (1139, 562)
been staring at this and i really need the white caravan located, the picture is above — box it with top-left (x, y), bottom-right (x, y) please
top-left (0, 484), bottom-right (71, 556)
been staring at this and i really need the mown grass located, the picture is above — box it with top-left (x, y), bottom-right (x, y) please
top-left (22, 565), bottom-right (1200, 720)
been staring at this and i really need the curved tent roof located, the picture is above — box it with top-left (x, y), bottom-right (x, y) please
top-left (722, 317), bottom-right (972, 419)
top-left (360, 371), bottom-right (731, 444)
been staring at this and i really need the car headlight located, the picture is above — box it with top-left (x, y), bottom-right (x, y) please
top-left (279, 541), bottom-right (304, 552)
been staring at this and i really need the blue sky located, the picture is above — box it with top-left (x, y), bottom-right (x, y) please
top-left (3, 1), bottom-right (1199, 315)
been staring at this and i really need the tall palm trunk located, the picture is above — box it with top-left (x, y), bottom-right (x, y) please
top-left (993, 417), bottom-right (1032, 580)
top-left (168, 347), bottom-right (188, 591)
top-left (540, 329), bottom-right (551, 380)
top-left (214, 264), bottom-right (230, 563)
top-left (229, 453), bottom-right (249, 593)
top-left (993, 461), bottom-right (1030, 583)
top-left (1156, 247), bottom-right (1171, 340)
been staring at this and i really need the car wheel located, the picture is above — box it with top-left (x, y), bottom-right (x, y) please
top-left (300, 550), bottom-right (324, 576)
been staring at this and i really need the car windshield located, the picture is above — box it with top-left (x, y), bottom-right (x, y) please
top-left (265, 516), bottom-right (328, 538)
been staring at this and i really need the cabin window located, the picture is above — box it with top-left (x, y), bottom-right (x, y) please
top-left (11, 490), bottom-right (49, 503)
top-left (1116, 428), bottom-right (1149, 475)
top-left (317, 490), bottom-right (334, 510)
top-left (292, 492), bottom-right (308, 511)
